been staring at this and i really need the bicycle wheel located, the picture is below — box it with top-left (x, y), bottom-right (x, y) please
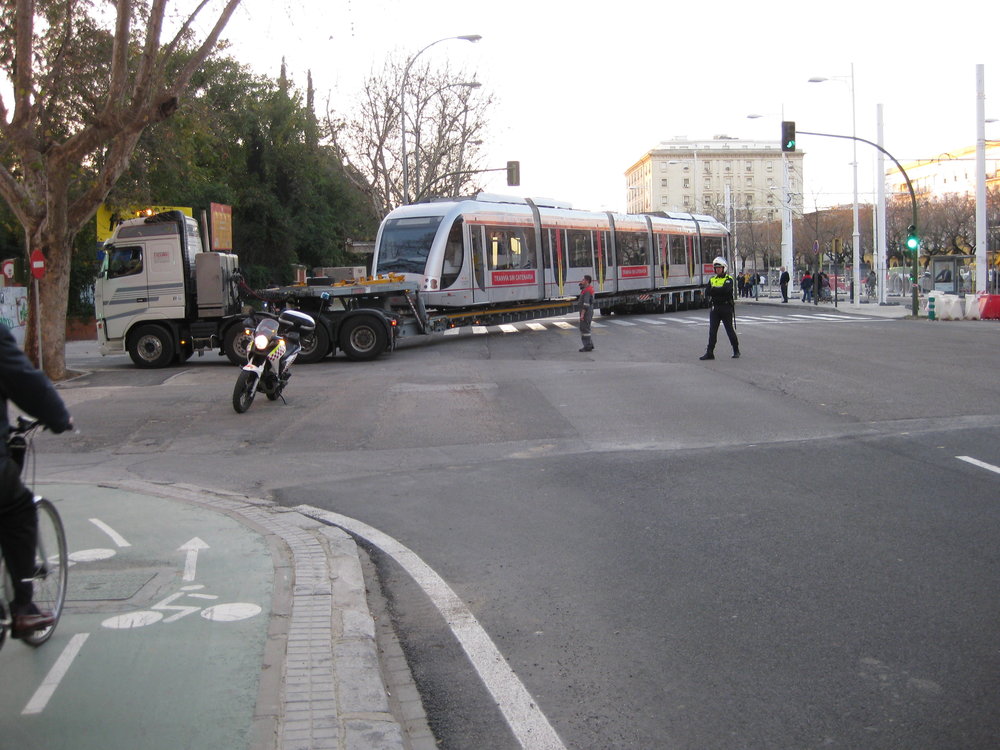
top-left (23, 498), bottom-right (68, 646)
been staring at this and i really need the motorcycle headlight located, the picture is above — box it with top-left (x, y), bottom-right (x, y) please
top-left (253, 333), bottom-right (270, 350)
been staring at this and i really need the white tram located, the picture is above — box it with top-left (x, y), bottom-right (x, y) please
top-left (371, 194), bottom-right (731, 311)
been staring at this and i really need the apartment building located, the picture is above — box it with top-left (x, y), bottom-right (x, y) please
top-left (885, 142), bottom-right (1000, 199)
top-left (625, 136), bottom-right (805, 221)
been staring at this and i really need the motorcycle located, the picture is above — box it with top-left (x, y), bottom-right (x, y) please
top-left (232, 309), bottom-right (315, 413)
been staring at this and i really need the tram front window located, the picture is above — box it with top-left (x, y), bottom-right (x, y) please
top-left (376, 216), bottom-right (444, 275)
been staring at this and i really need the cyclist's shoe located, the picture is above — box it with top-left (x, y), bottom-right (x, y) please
top-left (11, 606), bottom-right (55, 638)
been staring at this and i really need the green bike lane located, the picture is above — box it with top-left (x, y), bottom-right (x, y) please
top-left (0, 483), bottom-right (275, 750)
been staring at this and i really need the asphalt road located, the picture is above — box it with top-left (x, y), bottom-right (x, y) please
top-left (38, 304), bottom-right (1000, 748)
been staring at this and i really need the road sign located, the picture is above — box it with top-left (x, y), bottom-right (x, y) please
top-left (30, 249), bottom-right (45, 279)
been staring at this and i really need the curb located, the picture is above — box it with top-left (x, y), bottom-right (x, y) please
top-left (84, 479), bottom-right (407, 750)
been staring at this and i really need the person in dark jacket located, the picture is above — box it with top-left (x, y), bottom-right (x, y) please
top-left (700, 257), bottom-right (740, 360)
top-left (0, 323), bottom-right (73, 637)
top-left (577, 275), bottom-right (595, 352)
top-left (779, 266), bottom-right (791, 303)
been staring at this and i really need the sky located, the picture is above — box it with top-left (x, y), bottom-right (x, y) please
top-left (219, 0), bottom-right (1000, 215)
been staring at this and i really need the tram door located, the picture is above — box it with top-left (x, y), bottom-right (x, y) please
top-left (469, 224), bottom-right (489, 305)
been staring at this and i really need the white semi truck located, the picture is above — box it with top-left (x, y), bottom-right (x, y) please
top-left (95, 210), bottom-right (427, 368)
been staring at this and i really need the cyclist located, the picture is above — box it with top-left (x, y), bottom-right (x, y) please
top-left (0, 322), bottom-right (73, 637)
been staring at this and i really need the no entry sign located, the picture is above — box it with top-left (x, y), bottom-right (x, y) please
top-left (30, 248), bottom-right (45, 279)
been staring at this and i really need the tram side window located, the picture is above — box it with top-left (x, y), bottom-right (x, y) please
top-left (617, 231), bottom-right (647, 266)
top-left (566, 230), bottom-right (592, 269)
top-left (485, 226), bottom-right (535, 271)
top-left (107, 245), bottom-right (143, 279)
top-left (701, 236), bottom-right (723, 266)
top-left (542, 228), bottom-right (568, 273)
top-left (594, 230), bottom-right (610, 274)
top-left (471, 226), bottom-right (485, 290)
top-left (668, 235), bottom-right (687, 265)
top-left (440, 218), bottom-right (464, 288)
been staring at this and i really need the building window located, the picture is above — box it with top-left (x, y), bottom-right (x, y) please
top-left (745, 163), bottom-right (753, 172)
top-left (661, 179), bottom-right (668, 187)
top-left (683, 196), bottom-right (690, 207)
top-left (745, 177), bottom-right (753, 186)
top-left (683, 178), bottom-right (690, 188)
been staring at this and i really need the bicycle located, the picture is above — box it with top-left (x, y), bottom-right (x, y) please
top-left (0, 417), bottom-right (68, 649)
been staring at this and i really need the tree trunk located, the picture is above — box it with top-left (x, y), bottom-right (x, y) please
top-left (23, 224), bottom-right (73, 381)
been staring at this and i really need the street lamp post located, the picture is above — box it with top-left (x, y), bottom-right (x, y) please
top-left (809, 65), bottom-right (861, 308)
top-left (400, 34), bottom-right (481, 205)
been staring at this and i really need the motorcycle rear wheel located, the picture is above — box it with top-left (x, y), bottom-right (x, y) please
top-left (233, 371), bottom-right (258, 413)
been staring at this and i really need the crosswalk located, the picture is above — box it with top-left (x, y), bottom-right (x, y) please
top-left (441, 310), bottom-right (886, 338)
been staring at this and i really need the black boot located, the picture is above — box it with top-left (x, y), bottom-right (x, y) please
top-left (699, 352), bottom-right (715, 360)
top-left (732, 350), bottom-right (741, 359)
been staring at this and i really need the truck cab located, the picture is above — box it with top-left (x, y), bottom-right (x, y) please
top-left (95, 210), bottom-right (241, 367)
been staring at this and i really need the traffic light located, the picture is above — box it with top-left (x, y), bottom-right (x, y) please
top-left (905, 225), bottom-right (920, 253)
top-left (506, 160), bottom-right (520, 187)
top-left (781, 121), bottom-right (796, 152)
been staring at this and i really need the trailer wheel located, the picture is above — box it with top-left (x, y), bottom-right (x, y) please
top-left (224, 324), bottom-right (252, 367)
top-left (296, 324), bottom-right (330, 364)
top-left (127, 325), bottom-right (174, 369)
top-left (339, 315), bottom-right (388, 361)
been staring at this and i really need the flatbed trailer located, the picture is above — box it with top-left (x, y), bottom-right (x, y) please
top-left (254, 276), bottom-right (707, 363)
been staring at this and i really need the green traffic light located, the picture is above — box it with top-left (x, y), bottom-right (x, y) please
top-left (905, 224), bottom-right (919, 251)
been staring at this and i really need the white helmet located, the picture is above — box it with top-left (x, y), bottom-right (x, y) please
top-left (712, 256), bottom-right (728, 271)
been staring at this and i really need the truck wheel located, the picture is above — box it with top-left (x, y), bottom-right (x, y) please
top-left (339, 316), bottom-right (388, 361)
top-left (296, 324), bottom-right (330, 364)
top-left (128, 325), bottom-right (174, 369)
top-left (224, 324), bottom-right (252, 367)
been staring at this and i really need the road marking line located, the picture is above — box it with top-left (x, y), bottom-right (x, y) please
top-left (552, 321), bottom-right (574, 329)
top-left (89, 518), bottom-right (131, 547)
top-left (22, 633), bottom-right (90, 715)
top-left (472, 326), bottom-right (489, 335)
top-left (298, 506), bottom-right (568, 750)
top-left (499, 324), bottom-right (518, 333)
top-left (957, 456), bottom-right (1000, 475)
top-left (525, 322), bottom-right (546, 331)
top-left (634, 318), bottom-right (667, 325)
top-left (604, 319), bottom-right (638, 326)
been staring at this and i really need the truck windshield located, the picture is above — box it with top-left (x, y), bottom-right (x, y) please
top-left (375, 216), bottom-right (443, 275)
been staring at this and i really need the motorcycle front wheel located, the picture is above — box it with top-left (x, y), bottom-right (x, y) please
top-left (232, 371), bottom-right (259, 413)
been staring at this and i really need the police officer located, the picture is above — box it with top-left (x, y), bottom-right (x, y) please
top-left (0, 323), bottom-right (73, 637)
top-left (577, 274), bottom-right (595, 352)
top-left (700, 257), bottom-right (740, 360)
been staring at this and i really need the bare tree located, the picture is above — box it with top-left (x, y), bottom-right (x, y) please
top-left (327, 56), bottom-right (492, 218)
top-left (0, 0), bottom-right (243, 378)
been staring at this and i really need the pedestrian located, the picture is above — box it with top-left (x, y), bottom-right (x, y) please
top-left (577, 274), bottom-right (595, 352)
top-left (779, 266), bottom-right (790, 303)
top-left (699, 257), bottom-right (740, 360)
top-left (0, 323), bottom-right (73, 638)
top-left (801, 271), bottom-right (813, 303)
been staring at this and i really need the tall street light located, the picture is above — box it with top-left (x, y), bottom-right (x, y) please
top-left (400, 34), bottom-right (481, 205)
top-left (809, 65), bottom-right (861, 307)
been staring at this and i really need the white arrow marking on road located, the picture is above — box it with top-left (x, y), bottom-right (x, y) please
top-left (179, 537), bottom-right (210, 581)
